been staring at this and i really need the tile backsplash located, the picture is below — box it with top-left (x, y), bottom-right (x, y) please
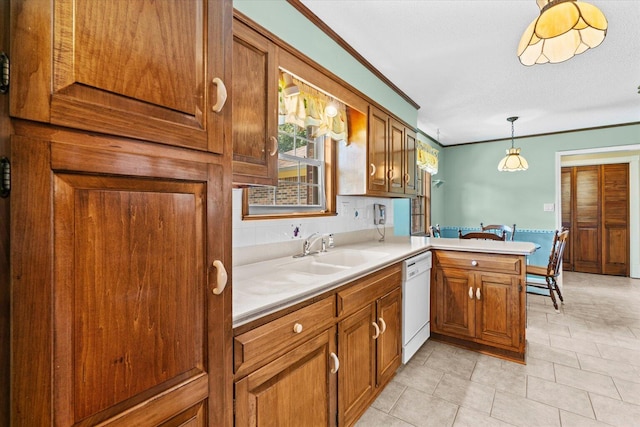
top-left (232, 189), bottom-right (397, 250)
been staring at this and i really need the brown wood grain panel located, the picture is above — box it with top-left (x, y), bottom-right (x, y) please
top-left (561, 167), bottom-right (573, 270)
top-left (574, 166), bottom-right (601, 273)
top-left (388, 118), bottom-right (404, 194)
top-left (602, 163), bottom-right (629, 275)
top-left (375, 288), bottom-right (401, 387)
top-left (336, 263), bottom-right (401, 317)
top-left (368, 106), bottom-right (389, 194)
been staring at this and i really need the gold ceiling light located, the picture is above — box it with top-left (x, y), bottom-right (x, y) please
top-left (517, 0), bottom-right (607, 66)
top-left (498, 117), bottom-right (529, 172)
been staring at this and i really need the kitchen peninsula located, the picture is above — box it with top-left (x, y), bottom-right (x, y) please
top-left (232, 236), bottom-right (536, 426)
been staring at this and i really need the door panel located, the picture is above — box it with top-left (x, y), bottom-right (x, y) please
top-left (368, 106), bottom-right (388, 193)
top-left (338, 305), bottom-right (375, 427)
top-left (561, 167), bottom-right (573, 270)
top-left (602, 163), bottom-right (629, 276)
top-left (388, 119), bottom-right (404, 194)
top-left (574, 166), bottom-right (601, 273)
top-left (476, 274), bottom-right (520, 348)
top-left (435, 267), bottom-right (475, 338)
top-left (376, 288), bottom-right (401, 387)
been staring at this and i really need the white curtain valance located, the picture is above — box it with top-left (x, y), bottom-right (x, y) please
top-left (278, 73), bottom-right (348, 143)
top-left (417, 140), bottom-right (438, 175)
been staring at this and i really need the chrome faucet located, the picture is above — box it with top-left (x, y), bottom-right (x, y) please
top-left (294, 232), bottom-right (332, 258)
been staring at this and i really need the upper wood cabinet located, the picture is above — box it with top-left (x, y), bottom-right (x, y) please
top-left (232, 17), bottom-right (279, 186)
top-left (10, 0), bottom-right (231, 153)
top-left (366, 106), bottom-right (417, 197)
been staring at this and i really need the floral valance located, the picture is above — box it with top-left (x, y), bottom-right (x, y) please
top-left (278, 72), bottom-right (348, 143)
top-left (417, 140), bottom-right (438, 175)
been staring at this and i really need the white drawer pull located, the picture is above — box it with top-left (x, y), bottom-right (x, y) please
top-left (370, 163), bottom-right (376, 176)
top-left (330, 352), bottom-right (340, 374)
top-left (293, 323), bottom-right (303, 334)
top-left (469, 287), bottom-right (473, 299)
top-left (476, 288), bottom-right (481, 300)
top-left (269, 136), bottom-right (278, 156)
top-left (378, 317), bottom-right (387, 334)
top-left (372, 322), bottom-right (380, 339)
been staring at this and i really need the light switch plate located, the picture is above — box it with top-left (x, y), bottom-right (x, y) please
top-left (543, 203), bottom-right (555, 212)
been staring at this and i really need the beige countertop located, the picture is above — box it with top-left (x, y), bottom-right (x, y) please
top-left (233, 236), bottom-right (537, 328)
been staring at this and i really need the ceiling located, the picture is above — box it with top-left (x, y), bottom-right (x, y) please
top-left (298, 0), bottom-right (640, 146)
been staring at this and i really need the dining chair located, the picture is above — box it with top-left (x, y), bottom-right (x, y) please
top-left (481, 223), bottom-right (516, 241)
top-left (458, 230), bottom-right (506, 241)
top-left (526, 228), bottom-right (570, 312)
top-left (429, 224), bottom-right (441, 238)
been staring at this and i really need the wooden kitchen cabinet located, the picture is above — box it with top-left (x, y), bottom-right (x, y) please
top-left (10, 0), bottom-right (230, 153)
top-left (368, 106), bottom-right (417, 197)
top-left (10, 123), bottom-right (232, 425)
top-left (431, 251), bottom-right (525, 362)
top-left (235, 327), bottom-right (338, 427)
top-left (232, 15), bottom-right (279, 185)
top-left (337, 264), bottom-right (402, 426)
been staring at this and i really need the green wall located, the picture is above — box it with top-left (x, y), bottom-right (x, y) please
top-left (436, 124), bottom-right (640, 230)
top-left (234, 0), bottom-right (418, 126)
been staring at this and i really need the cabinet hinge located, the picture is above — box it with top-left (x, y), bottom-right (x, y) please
top-left (0, 157), bottom-right (10, 198)
top-left (0, 52), bottom-right (8, 94)
top-left (519, 284), bottom-right (523, 292)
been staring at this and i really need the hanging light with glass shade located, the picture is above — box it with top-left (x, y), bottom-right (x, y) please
top-left (498, 117), bottom-right (529, 172)
top-left (517, 0), bottom-right (607, 66)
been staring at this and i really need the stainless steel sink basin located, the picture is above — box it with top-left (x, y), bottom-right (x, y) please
top-left (312, 249), bottom-right (388, 267)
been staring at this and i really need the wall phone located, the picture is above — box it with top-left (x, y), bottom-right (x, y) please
top-left (374, 203), bottom-right (386, 225)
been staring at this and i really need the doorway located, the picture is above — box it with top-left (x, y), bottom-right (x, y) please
top-left (555, 146), bottom-right (640, 278)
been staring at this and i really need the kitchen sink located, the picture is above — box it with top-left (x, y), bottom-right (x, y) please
top-left (279, 257), bottom-right (350, 276)
top-left (312, 249), bottom-right (389, 267)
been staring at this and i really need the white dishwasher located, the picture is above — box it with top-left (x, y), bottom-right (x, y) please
top-left (402, 251), bottom-right (432, 364)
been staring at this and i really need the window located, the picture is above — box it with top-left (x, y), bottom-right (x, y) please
top-left (243, 71), bottom-right (348, 218)
top-left (247, 122), bottom-right (328, 215)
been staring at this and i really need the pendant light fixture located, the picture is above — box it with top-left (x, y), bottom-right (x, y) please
top-left (517, 0), bottom-right (607, 66)
top-left (498, 117), bottom-right (529, 172)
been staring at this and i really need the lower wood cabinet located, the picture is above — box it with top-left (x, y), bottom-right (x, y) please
top-left (233, 263), bottom-right (403, 427)
top-left (235, 327), bottom-right (338, 427)
top-left (431, 250), bottom-right (525, 362)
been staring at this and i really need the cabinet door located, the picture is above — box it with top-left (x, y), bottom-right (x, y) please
top-left (433, 266), bottom-right (475, 338)
top-left (574, 165), bottom-right (601, 273)
top-left (475, 273), bottom-right (521, 349)
top-left (368, 106), bottom-right (389, 194)
top-left (11, 132), bottom-right (231, 426)
top-left (388, 118), bottom-right (404, 195)
top-left (376, 287), bottom-right (402, 387)
top-left (338, 305), bottom-right (376, 427)
top-left (403, 128), bottom-right (418, 196)
top-left (232, 18), bottom-right (279, 185)
top-left (235, 328), bottom-right (337, 427)
top-left (11, 0), bottom-right (230, 153)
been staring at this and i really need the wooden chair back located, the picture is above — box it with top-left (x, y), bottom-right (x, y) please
top-left (547, 228), bottom-right (570, 277)
top-left (429, 224), bottom-right (441, 238)
top-left (481, 223), bottom-right (516, 241)
top-left (458, 230), bottom-right (506, 241)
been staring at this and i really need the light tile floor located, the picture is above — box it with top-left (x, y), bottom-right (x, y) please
top-left (356, 272), bottom-right (640, 427)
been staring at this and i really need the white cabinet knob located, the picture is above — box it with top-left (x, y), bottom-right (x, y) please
top-left (293, 323), bottom-right (303, 334)
top-left (471, 260), bottom-right (478, 266)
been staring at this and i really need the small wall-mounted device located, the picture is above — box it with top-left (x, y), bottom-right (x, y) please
top-left (374, 203), bottom-right (386, 225)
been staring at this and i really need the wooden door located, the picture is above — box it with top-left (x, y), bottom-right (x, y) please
top-left (388, 118), bottom-right (405, 195)
top-left (573, 165), bottom-right (601, 273)
top-left (475, 273), bottom-right (521, 349)
top-left (10, 130), bottom-right (232, 426)
top-left (338, 305), bottom-right (376, 427)
top-left (235, 328), bottom-right (337, 427)
top-left (433, 265), bottom-right (475, 338)
top-left (561, 167), bottom-right (573, 270)
top-left (368, 106), bottom-right (389, 194)
top-left (375, 288), bottom-right (402, 387)
top-left (232, 17), bottom-right (279, 185)
top-left (404, 128), bottom-right (418, 196)
top-left (10, 0), bottom-right (230, 153)
top-left (602, 163), bottom-right (629, 276)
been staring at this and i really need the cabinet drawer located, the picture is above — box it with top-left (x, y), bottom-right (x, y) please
top-left (337, 263), bottom-right (402, 317)
top-left (234, 296), bottom-right (336, 377)
top-left (435, 251), bottom-right (521, 275)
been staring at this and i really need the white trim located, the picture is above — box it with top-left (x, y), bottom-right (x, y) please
top-left (555, 146), bottom-right (640, 278)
